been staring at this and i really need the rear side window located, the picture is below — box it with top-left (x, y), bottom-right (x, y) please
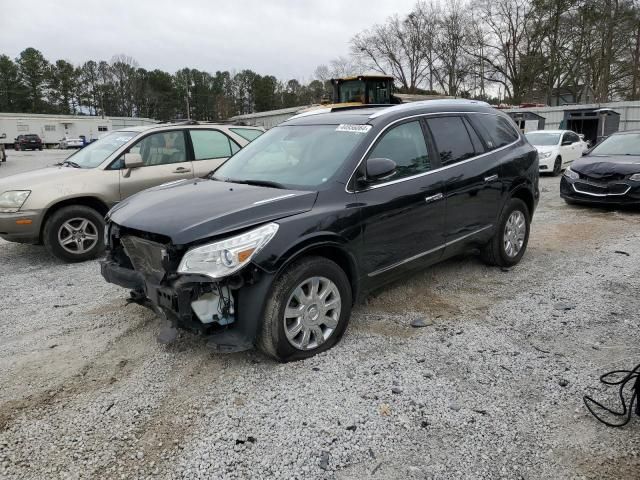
top-left (426, 116), bottom-right (475, 165)
top-left (475, 114), bottom-right (519, 150)
top-left (230, 128), bottom-right (263, 142)
top-left (367, 120), bottom-right (430, 182)
top-left (190, 129), bottom-right (240, 160)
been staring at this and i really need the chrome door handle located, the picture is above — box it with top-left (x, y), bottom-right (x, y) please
top-left (173, 167), bottom-right (191, 173)
top-left (424, 193), bottom-right (444, 204)
top-left (484, 174), bottom-right (499, 182)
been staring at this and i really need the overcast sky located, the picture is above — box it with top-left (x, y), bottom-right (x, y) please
top-left (1, 0), bottom-right (417, 81)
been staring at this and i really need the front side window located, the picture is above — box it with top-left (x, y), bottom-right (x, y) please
top-left (130, 131), bottom-right (187, 166)
top-left (367, 121), bottom-right (430, 182)
top-left (190, 129), bottom-right (240, 160)
top-left (214, 124), bottom-right (366, 189)
top-left (230, 128), bottom-right (263, 142)
top-left (427, 116), bottom-right (475, 165)
top-left (590, 133), bottom-right (640, 156)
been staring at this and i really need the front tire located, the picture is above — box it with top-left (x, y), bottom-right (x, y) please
top-left (552, 156), bottom-right (562, 176)
top-left (481, 198), bottom-right (530, 268)
top-left (43, 205), bottom-right (105, 262)
top-left (258, 256), bottom-right (352, 362)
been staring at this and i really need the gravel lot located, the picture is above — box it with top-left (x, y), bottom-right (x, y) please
top-left (1, 151), bottom-right (639, 479)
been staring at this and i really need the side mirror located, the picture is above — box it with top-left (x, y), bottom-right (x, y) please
top-left (365, 157), bottom-right (397, 181)
top-left (124, 153), bottom-right (143, 169)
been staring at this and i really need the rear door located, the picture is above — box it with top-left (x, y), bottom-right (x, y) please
top-left (426, 114), bottom-right (503, 245)
top-left (189, 129), bottom-right (241, 177)
top-left (118, 129), bottom-right (194, 199)
top-left (355, 119), bottom-right (447, 286)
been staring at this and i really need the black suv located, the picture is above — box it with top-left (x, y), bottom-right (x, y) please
top-left (101, 100), bottom-right (539, 361)
top-left (15, 134), bottom-right (43, 151)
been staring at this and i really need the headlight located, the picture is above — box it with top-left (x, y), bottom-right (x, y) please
top-left (0, 190), bottom-right (31, 213)
top-left (541, 151), bottom-right (552, 159)
top-left (630, 173), bottom-right (640, 181)
top-left (564, 167), bottom-right (579, 180)
top-left (177, 222), bottom-right (279, 279)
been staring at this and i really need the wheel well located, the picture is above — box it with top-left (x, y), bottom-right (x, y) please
top-left (284, 245), bottom-right (359, 303)
top-left (40, 197), bottom-right (109, 242)
top-left (511, 187), bottom-right (534, 217)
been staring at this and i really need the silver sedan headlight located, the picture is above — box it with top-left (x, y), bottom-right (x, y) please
top-left (541, 151), bottom-right (552, 159)
top-left (564, 167), bottom-right (579, 180)
top-left (0, 190), bottom-right (31, 213)
top-left (177, 222), bottom-right (279, 279)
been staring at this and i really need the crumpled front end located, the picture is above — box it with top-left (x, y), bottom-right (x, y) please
top-left (100, 222), bottom-right (274, 352)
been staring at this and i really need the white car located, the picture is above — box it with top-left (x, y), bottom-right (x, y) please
top-left (59, 137), bottom-right (84, 149)
top-left (525, 130), bottom-right (584, 176)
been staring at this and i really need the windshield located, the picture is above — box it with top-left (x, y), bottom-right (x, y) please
top-left (525, 132), bottom-right (560, 146)
top-left (339, 80), bottom-right (365, 103)
top-left (64, 131), bottom-right (137, 168)
top-left (214, 125), bottom-right (367, 189)
top-left (590, 133), bottom-right (640, 156)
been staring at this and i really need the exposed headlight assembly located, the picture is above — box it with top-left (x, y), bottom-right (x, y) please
top-left (177, 222), bottom-right (279, 279)
top-left (564, 167), bottom-right (579, 180)
top-left (0, 190), bottom-right (31, 213)
top-left (541, 151), bottom-right (552, 159)
top-left (630, 173), bottom-right (640, 181)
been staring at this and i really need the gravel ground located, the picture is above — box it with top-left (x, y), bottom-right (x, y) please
top-left (0, 160), bottom-right (639, 479)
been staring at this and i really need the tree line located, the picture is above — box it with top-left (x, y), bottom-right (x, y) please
top-left (1, 0), bottom-right (639, 121)
top-left (0, 49), bottom-right (330, 121)
top-left (335, 0), bottom-right (640, 104)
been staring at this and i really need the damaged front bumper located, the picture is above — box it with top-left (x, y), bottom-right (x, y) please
top-left (560, 176), bottom-right (640, 205)
top-left (100, 229), bottom-right (275, 352)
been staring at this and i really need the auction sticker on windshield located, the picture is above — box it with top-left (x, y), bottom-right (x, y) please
top-left (336, 124), bottom-right (372, 134)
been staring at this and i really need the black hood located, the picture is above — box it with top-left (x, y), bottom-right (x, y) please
top-left (108, 178), bottom-right (318, 245)
top-left (572, 155), bottom-right (640, 178)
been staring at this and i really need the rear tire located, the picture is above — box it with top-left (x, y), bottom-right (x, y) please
top-left (481, 198), bottom-right (530, 268)
top-left (552, 156), bottom-right (562, 176)
top-left (258, 256), bottom-right (352, 362)
top-left (43, 205), bottom-right (105, 263)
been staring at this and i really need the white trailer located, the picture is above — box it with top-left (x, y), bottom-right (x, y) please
top-left (0, 113), bottom-right (157, 148)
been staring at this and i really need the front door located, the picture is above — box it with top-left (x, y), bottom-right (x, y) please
top-left (354, 119), bottom-right (446, 287)
top-left (189, 129), bottom-right (240, 177)
top-left (561, 131), bottom-right (581, 166)
top-left (118, 130), bottom-right (194, 200)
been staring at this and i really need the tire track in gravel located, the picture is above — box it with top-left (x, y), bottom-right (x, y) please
top-left (0, 304), bottom-right (155, 432)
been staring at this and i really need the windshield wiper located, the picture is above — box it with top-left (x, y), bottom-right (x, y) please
top-left (60, 160), bottom-right (81, 168)
top-left (225, 178), bottom-right (286, 189)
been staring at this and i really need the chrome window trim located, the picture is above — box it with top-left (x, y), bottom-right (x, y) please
top-left (346, 111), bottom-right (521, 193)
top-left (572, 183), bottom-right (631, 197)
top-left (367, 225), bottom-right (493, 277)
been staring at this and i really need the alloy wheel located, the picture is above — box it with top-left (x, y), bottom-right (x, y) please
top-left (283, 276), bottom-right (341, 350)
top-left (503, 210), bottom-right (526, 258)
top-left (57, 217), bottom-right (99, 255)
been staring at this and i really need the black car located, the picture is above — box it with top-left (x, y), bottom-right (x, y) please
top-left (561, 130), bottom-right (640, 205)
top-left (101, 100), bottom-right (539, 361)
top-left (14, 134), bottom-right (43, 151)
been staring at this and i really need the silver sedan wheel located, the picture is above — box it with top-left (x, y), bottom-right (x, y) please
top-left (503, 210), bottom-right (526, 257)
top-left (283, 276), bottom-right (341, 351)
top-left (58, 217), bottom-right (99, 255)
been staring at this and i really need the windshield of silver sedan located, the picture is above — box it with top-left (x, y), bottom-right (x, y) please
top-left (62, 131), bottom-right (137, 168)
top-left (213, 125), bottom-right (367, 189)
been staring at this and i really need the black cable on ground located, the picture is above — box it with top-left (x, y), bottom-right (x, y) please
top-left (583, 362), bottom-right (640, 427)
